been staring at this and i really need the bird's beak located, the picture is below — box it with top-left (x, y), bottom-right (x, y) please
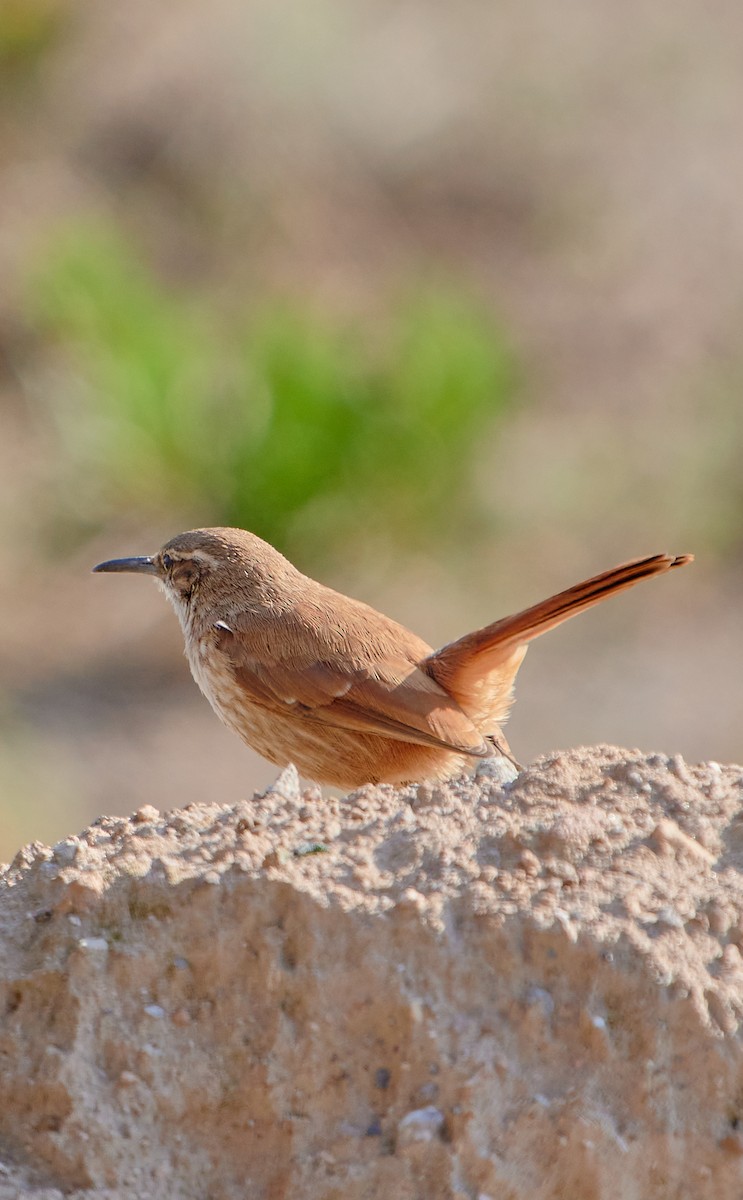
top-left (93, 556), bottom-right (158, 576)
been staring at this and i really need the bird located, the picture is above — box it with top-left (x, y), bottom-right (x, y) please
top-left (93, 528), bottom-right (692, 789)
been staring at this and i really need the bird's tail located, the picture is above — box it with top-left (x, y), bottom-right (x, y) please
top-left (426, 553), bottom-right (693, 712)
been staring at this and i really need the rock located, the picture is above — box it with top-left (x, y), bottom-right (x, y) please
top-left (397, 1105), bottom-right (446, 1144)
top-left (261, 762), bottom-right (301, 803)
top-left (474, 755), bottom-right (519, 786)
top-left (1, 745), bottom-right (743, 1199)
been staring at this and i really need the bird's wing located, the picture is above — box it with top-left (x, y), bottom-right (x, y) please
top-left (212, 618), bottom-right (489, 758)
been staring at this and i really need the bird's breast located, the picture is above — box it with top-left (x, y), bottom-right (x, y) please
top-left (186, 633), bottom-right (243, 720)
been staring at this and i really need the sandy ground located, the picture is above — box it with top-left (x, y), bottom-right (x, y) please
top-left (2, 745), bottom-right (743, 1198)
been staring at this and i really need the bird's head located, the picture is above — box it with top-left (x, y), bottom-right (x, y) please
top-left (93, 527), bottom-right (299, 630)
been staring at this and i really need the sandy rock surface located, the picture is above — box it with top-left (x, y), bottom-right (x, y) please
top-left (1, 745), bottom-right (743, 1199)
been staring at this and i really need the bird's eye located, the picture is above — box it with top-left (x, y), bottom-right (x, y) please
top-left (162, 553), bottom-right (174, 571)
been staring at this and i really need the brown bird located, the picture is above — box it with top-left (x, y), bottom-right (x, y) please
top-left (93, 529), bottom-right (692, 789)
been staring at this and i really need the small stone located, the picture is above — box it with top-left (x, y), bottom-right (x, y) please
top-left (144, 1004), bottom-right (166, 1019)
top-left (262, 849), bottom-right (288, 870)
top-left (53, 839), bottom-right (80, 864)
top-left (266, 764), bottom-right (301, 803)
top-left (78, 937), bottom-right (109, 953)
top-left (397, 1106), bottom-right (445, 1144)
top-left (411, 782), bottom-right (434, 808)
top-left (475, 756), bottom-right (519, 786)
top-left (171, 1007), bottom-right (191, 1026)
top-left (517, 850), bottom-right (540, 877)
top-left (132, 806), bottom-right (160, 824)
top-left (657, 907), bottom-right (684, 929)
top-left (667, 754), bottom-right (693, 783)
top-left (397, 888), bottom-right (426, 913)
top-left (293, 842), bottom-right (329, 858)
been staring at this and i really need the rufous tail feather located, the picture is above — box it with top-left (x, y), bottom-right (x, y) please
top-left (427, 553), bottom-right (693, 699)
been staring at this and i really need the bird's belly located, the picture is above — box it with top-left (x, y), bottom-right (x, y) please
top-left (187, 645), bottom-right (280, 755)
top-left (186, 639), bottom-right (472, 788)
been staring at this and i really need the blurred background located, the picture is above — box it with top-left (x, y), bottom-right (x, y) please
top-left (1, 0), bottom-right (741, 859)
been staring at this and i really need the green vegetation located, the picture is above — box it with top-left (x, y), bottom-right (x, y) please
top-left (30, 224), bottom-right (517, 561)
top-left (0, 0), bottom-right (67, 76)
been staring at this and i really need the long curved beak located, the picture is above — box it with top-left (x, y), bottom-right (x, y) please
top-left (93, 556), bottom-right (158, 575)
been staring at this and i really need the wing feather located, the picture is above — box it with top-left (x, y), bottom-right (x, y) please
top-left (213, 617), bottom-right (488, 758)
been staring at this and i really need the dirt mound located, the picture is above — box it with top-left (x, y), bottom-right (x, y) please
top-left (1, 745), bottom-right (742, 1199)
